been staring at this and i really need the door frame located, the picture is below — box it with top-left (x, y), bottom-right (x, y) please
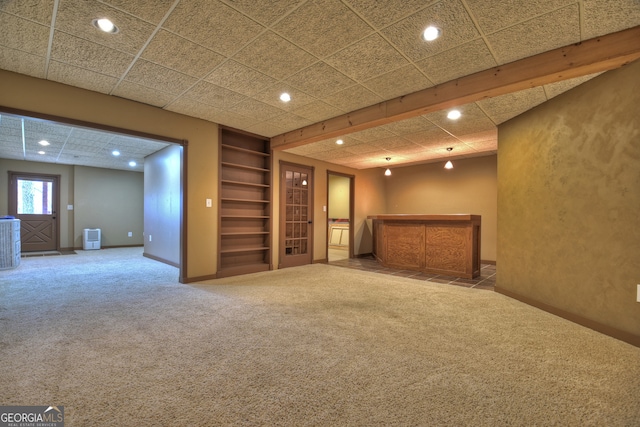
top-left (278, 161), bottom-right (314, 268)
top-left (8, 171), bottom-right (61, 252)
top-left (326, 170), bottom-right (355, 261)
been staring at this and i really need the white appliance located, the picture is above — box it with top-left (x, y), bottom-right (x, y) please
top-left (83, 228), bottom-right (101, 250)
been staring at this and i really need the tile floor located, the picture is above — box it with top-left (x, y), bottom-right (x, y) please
top-left (329, 255), bottom-right (496, 291)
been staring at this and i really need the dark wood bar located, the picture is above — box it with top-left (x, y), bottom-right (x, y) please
top-left (368, 214), bottom-right (481, 279)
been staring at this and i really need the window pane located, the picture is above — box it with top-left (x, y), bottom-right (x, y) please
top-left (17, 179), bottom-right (52, 215)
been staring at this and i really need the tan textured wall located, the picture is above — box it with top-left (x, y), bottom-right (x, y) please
top-left (384, 155), bottom-right (497, 261)
top-left (498, 60), bottom-right (640, 337)
top-left (0, 70), bottom-right (218, 279)
top-left (74, 166), bottom-right (143, 248)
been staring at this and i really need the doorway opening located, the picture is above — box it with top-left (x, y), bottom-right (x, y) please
top-left (327, 171), bottom-right (354, 262)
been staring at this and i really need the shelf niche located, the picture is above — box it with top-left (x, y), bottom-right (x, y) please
top-left (218, 128), bottom-right (272, 277)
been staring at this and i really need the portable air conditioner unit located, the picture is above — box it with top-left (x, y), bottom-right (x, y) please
top-left (83, 228), bottom-right (101, 250)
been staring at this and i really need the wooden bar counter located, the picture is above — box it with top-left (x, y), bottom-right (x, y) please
top-left (368, 214), bottom-right (481, 279)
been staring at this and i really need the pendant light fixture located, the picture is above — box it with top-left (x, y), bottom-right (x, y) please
top-left (384, 157), bottom-right (392, 176)
top-left (444, 147), bottom-right (454, 169)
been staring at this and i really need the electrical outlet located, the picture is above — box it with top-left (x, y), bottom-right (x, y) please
top-left (149, 235), bottom-right (152, 242)
top-left (206, 198), bottom-right (212, 208)
top-left (128, 231), bottom-right (132, 237)
top-left (637, 284), bottom-right (640, 303)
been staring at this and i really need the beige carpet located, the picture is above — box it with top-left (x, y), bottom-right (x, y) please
top-left (1, 248), bottom-right (638, 426)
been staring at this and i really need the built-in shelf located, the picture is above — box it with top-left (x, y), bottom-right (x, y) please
top-left (218, 128), bottom-right (272, 278)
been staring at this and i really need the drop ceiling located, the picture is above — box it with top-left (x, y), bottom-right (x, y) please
top-left (0, 0), bottom-right (639, 171)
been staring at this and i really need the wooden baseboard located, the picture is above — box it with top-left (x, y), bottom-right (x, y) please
top-left (180, 273), bottom-right (217, 284)
top-left (495, 286), bottom-right (640, 348)
top-left (142, 252), bottom-right (179, 268)
top-left (313, 258), bottom-right (328, 264)
top-left (481, 259), bottom-right (496, 265)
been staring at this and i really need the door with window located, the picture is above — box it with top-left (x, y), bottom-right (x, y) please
top-left (279, 162), bottom-right (313, 268)
top-left (8, 172), bottom-right (59, 252)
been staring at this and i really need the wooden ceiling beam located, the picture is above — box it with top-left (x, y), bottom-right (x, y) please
top-left (271, 25), bottom-right (640, 150)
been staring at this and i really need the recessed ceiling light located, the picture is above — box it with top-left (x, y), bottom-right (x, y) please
top-left (112, 150), bottom-right (120, 156)
top-left (423, 26), bottom-right (441, 41)
top-left (447, 109), bottom-right (461, 120)
top-left (38, 151), bottom-right (45, 155)
top-left (38, 140), bottom-right (50, 146)
top-left (129, 161), bottom-right (137, 167)
top-left (93, 18), bottom-right (119, 34)
top-left (336, 139), bottom-right (344, 145)
top-left (280, 93), bottom-right (291, 102)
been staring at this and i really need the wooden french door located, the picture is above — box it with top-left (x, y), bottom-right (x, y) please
top-left (8, 172), bottom-right (60, 252)
top-left (279, 162), bottom-right (313, 268)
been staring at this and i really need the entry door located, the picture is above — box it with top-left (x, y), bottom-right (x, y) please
top-left (279, 162), bottom-right (313, 268)
top-left (8, 172), bottom-right (59, 252)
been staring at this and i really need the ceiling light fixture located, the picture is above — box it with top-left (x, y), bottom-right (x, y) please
top-left (280, 92), bottom-right (291, 102)
top-left (444, 147), bottom-right (454, 169)
top-left (336, 139), bottom-right (344, 145)
top-left (38, 151), bottom-right (45, 155)
top-left (38, 140), bottom-right (50, 146)
top-left (447, 109), bottom-right (461, 120)
top-left (384, 157), bottom-right (392, 176)
top-left (423, 26), bottom-right (441, 41)
top-left (112, 150), bottom-right (120, 156)
top-left (129, 161), bottom-right (137, 167)
top-left (93, 18), bottom-right (119, 34)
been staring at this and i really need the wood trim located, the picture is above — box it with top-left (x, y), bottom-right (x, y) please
top-left (0, 106), bottom-right (185, 145)
top-left (495, 286), bottom-right (640, 348)
top-left (481, 259), bottom-right (496, 265)
top-left (271, 26), bottom-right (640, 150)
top-left (179, 139), bottom-right (188, 283)
top-left (181, 273), bottom-right (218, 283)
top-left (326, 170), bottom-right (355, 261)
top-left (143, 252), bottom-right (179, 268)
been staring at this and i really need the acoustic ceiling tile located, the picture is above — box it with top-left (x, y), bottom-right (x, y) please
top-left (277, 0), bottom-right (373, 58)
top-left (219, 0), bottom-right (304, 26)
top-left (323, 84), bottom-right (383, 112)
top-left (349, 126), bottom-right (396, 142)
top-left (55, 0), bottom-right (156, 55)
top-left (47, 61), bottom-right (119, 94)
top-left (285, 62), bottom-right (356, 99)
top-left (455, 129), bottom-right (497, 144)
top-left (291, 100), bottom-right (344, 123)
top-left (363, 64), bottom-right (433, 100)
top-left (0, 13), bottom-right (50, 56)
top-left (51, 31), bottom-right (134, 77)
top-left (100, 0), bottom-right (176, 24)
top-left (251, 85), bottom-right (316, 111)
top-left (263, 112), bottom-right (313, 132)
top-left (582, 0), bottom-right (640, 39)
top-left (325, 34), bottom-right (409, 82)
top-left (165, 97), bottom-right (221, 122)
top-left (487, 4), bottom-right (580, 64)
top-left (477, 87), bottom-right (547, 124)
top-left (465, 0), bottom-right (574, 35)
top-left (404, 128), bottom-right (458, 146)
top-left (125, 60), bottom-right (198, 95)
top-left (227, 98), bottom-right (286, 122)
top-left (344, 142), bottom-right (385, 155)
top-left (543, 73), bottom-right (602, 99)
top-left (112, 81), bottom-right (175, 108)
top-left (0, 0), bottom-right (54, 24)
top-left (382, 116), bottom-right (433, 136)
top-left (417, 38), bottom-right (496, 85)
top-left (381, 0), bottom-right (480, 62)
top-left (345, 0), bottom-right (435, 29)
top-left (244, 121), bottom-right (288, 138)
top-left (182, 81), bottom-right (247, 109)
top-left (163, 0), bottom-right (265, 57)
top-left (371, 136), bottom-right (416, 150)
top-left (141, 30), bottom-right (225, 78)
top-left (204, 60), bottom-right (277, 97)
top-left (0, 46), bottom-right (46, 78)
top-left (233, 31), bottom-right (318, 81)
